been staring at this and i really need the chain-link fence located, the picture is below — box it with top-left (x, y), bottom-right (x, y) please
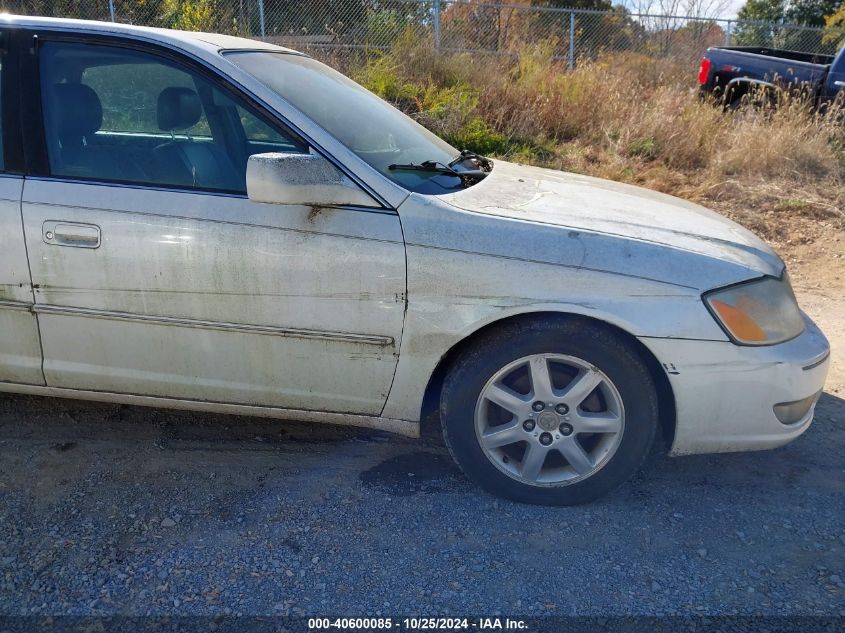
top-left (3, 0), bottom-right (843, 65)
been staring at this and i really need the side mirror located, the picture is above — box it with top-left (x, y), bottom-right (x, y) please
top-left (246, 152), bottom-right (377, 208)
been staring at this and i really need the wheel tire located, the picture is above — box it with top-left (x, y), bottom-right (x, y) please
top-left (440, 316), bottom-right (658, 505)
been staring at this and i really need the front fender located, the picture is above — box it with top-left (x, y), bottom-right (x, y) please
top-left (383, 187), bottom-right (774, 423)
top-left (381, 244), bottom-right (727, 422)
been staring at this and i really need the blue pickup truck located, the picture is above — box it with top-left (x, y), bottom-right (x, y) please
top-left (698, 45), bottom-right (845, 109)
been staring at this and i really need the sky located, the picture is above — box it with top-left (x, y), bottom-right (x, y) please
top-left (723, 0), bottom-right (746, 18)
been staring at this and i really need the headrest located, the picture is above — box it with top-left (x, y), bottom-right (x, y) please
top-left (157, 87), bottom-right (202, 131)
top-left (52, 83), bottom-right (103, 141)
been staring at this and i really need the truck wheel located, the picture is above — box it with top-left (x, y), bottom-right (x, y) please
top-left (440, 316), bottom-right (658, 505)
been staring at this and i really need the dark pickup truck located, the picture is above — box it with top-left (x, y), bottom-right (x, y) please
top-left (697, 45), bottom-right (845, 108)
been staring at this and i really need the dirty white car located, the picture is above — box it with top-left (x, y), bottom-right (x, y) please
top-left (0, 16), bottom-right (831, 505)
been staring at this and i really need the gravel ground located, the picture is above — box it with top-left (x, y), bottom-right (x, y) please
top-left (0, 291), bottom-right (843, 618)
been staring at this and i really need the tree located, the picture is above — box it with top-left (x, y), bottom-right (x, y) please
top-left (623, 0), bottom-right (734, 59)
top-left (529, 1), bottom-right (650, 59)
top-left (625, 0), bottom-right (734, 19)
top-left (785, 0), bottom-right (842, 26)
top-left (662, 19), bottom-right (725, 56)
top-left (734, 0), bottom-right (844, 52)
top-left (536, 0), bottom-right (613, 10)
top-left (737, 0), bottom-right (786, 21)
top-left (441, 0), bottom-right (533, 51)
top-left (2, 0), bottom-right (112, 20)
top-left (781, 0), bottom-right (843, 52)
top-left (441, 0), bottom-right (644, 57)
top-left (822, 2), bottom-right (845, 47)
top-left (734, 0), bottom-right (785, 46)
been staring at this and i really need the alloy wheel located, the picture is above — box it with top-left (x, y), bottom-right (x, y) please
top-left (474, 353), bottom-right (625, 486)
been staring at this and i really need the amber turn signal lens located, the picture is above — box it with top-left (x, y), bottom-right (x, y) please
top-left (710, 299), bottom-right (768, 342)
top-left (704, 276), bottom-right (804, 346)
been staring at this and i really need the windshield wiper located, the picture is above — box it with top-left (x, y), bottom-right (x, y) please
top-left (388, 160), bottom-right (487, 187)
top-left (449, 149), bottom-right (493, 171)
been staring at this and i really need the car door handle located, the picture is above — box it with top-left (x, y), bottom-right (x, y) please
top-left (834, 80), bottom-right (845, 87)
top-left (43, 221), bottom-right (101, 249)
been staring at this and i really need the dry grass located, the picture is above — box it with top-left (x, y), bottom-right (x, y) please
top-left (317, 37), bottom-right (845, 250)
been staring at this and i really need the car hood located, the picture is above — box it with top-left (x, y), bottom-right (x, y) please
top-left (438, 161), bottom-right (784, 284)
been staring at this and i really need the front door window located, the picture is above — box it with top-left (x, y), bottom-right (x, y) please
top-left (39, 41), bottom-right (306, 193)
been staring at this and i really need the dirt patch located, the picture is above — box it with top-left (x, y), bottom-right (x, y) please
top-left (359, 451), bottom-right (462, 496)
top-left (50, 441), bottom-right (77, 452)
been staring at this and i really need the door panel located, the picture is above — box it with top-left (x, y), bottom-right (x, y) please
top-left (23, 179), bottom-right (405, 413)
top-left (22, 36), bottom-right (406, 415)
top-left (0, 176), bottom-right (44, 385)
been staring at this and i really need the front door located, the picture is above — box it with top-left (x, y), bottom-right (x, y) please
top-left (21, 35), bottom-right (405, 415)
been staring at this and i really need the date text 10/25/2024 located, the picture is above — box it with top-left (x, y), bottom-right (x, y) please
top-left (308, 618), bottom-right (529, 630)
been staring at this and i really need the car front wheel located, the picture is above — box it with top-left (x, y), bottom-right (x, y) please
top-left (440, 316), bottom-right (659, 505)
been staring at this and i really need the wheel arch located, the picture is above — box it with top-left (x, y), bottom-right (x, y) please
top-left (419, 311), bottom-right (677, 449)
top-left (723, 77), bottom-right (778, 109)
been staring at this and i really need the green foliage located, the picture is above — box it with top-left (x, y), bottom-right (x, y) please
top-left (735, 0), bottom-right (845, 52)
top-left (737, 0), bottom-right (786, 22)
top-left (353, 54), bottom-right (424, 104)
top-left (627, 136), bottom-right (657, 158)
top-left (735, 0), bottom-right (786, 47)
top-left (353, 47), bottom-right (562, 159)
top-left (782, 0), bottom-right (843, 52)
top-left (785, 0), bottom-right (842, 27)
top-left (443, 117), bottom-right (511, 156)
top-left (161, 0), bottom-right (216, 31)
top-left (365, 9), bottom-right (415, 44)
top-left (506, 138), bottom-right (558, 163)
top-left (823, 3), bottom-right (845, 46)
top-left (420, 84), bottom-right (478, 120)
top-left (595, 7), bottom-right (647, 53)
top-left (2, 0), bottom-right (111, 19)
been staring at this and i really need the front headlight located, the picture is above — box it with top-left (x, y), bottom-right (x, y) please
top-left (703, 275), bottom-right (805, 346)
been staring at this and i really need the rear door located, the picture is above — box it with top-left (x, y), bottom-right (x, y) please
top-left (0, 28), bottom-right (44, 386)
top-left (20, 31), bottom-right (406, 415)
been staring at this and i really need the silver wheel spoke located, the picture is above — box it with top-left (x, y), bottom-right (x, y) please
top-left (480, 422), bottom-right (523, 449)
top-left (528, 356), bottom-right (555, 401)
top-left (475, 353), bottom-right (625, 487)
top-left (575, 411), bottom-right (622, 435)
top-left (559, 439), bottom-right (594, 475)
top-left (561, 369), bottom-right (602, 407)
top-left (485, 384), bottom-right (529, 417)
top-left (520, 444), bottom-right (548, 481)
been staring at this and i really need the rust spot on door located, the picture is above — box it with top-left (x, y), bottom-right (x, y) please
top-left (307, 206), bottom-right (323, 222)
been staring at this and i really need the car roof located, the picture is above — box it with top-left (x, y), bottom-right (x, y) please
top-left (0, 14), bottom-right (298, 55)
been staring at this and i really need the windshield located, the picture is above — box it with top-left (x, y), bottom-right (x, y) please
top-left (225, 51), bottom-right (482, 194)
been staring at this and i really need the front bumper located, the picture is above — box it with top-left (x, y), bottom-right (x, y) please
top-left (640, 313), bottom-right (830, 456)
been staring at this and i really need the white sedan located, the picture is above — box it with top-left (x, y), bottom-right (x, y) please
top-left (0, 16), bottom-right (830, 504)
